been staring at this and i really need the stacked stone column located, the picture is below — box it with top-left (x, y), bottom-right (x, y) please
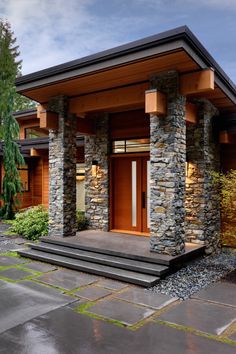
top-left (84, 114), bottom-right (109, 231)
top-left (48, 96), bottom-right (77, 237)
top-left (150, 71), bottom-right (186, 256)
top-left (185, 100), bottom-right (220, 253)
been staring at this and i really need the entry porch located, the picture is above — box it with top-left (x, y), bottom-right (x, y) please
top-left (19, 231), bottom-right (205, 287)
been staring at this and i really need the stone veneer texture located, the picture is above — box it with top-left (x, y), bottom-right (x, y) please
top-left (85, 114), bottom-right (109, 231)
top-left (48, 96), bottom-right (77, 237)
top-left (149, 71), bottom-right (186, 256)
top-left (185, 100), bottom-right (220, 253)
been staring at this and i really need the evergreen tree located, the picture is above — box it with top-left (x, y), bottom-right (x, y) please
top-left (13, 93), bottom-right (36, 112)
top-left (0, 20), bottom-right (24, 219)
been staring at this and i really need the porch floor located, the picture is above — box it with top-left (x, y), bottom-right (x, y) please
top-left (41, 230), bottom-right (205, 267)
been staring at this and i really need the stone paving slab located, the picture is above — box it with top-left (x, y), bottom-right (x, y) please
top-left (193, 282), bottom-right (236, 307)
top-left (0, 280), bottom-right (75, 334)
top-left (0, 268), bottom-right (33, 280)
top-left (0, 306), bottom-right (235, 354)
top-left (86, 298), bottom-right (155, 325)
top-left (157, 299), bottom-right (236, 335)
top-left (74, 285), bottom-right (112, 300)
top-left (115, 287), bottom-right (177, 309)
top-left (36, 269), bottom-right (99, 290)
top-left (0, 255), bottom-right (27, 267)
top-left (96, 278), bottom-right (128, 290)
top-left (0, 243), bottom-right (26, 253)
top-left (23, 262), bottom-right (57, 273)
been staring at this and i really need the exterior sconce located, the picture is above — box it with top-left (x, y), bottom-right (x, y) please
top-left (92, 160), bottom-right (98, 177)
top-left (185, 161), bottom-right (189, 178)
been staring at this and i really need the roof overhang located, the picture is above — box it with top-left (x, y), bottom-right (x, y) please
top-left (15, 26), bottom-right (236, 114)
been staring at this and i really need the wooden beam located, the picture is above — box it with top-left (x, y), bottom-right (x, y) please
top-left (30, 148), bottom-right (41, 157)
top-left (145, 89), bottom-right (167, 115)
top-left (40, 111), bottom-right (58, 130)
top-left (37, 104), bottom-right (47, 119)
top-left (69, 83), bottom-right (149, 114)
top-left (219, 131), bottom-right (236, 144)
top-left (186, 102), bottom-right (198, 124)
top-left (77, 117), bottom-right (95, 135)
top-left (180, 68), bottom-right (214, 95)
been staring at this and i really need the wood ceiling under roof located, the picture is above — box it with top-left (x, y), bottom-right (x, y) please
top-left (20, 48), bottom-right (235, 114)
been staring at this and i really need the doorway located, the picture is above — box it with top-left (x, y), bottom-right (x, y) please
top-left (111, 155), bottom-right (150, 235)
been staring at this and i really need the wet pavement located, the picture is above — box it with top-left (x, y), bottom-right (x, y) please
top-left (0, 240), bottom-right (235, 353)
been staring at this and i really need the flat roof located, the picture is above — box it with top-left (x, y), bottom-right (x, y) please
top-left (15, 26), bottom-right (236, 112)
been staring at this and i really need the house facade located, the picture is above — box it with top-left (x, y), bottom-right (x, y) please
top-left (14, 26), bottom-right (236, 256)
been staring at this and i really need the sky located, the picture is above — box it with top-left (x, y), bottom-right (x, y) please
top-left (0, 0), bottom-right (236, 84)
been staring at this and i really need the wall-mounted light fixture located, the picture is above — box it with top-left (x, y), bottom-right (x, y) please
top-left (92, 160), bottom-right (98, 177)
top-left (185, 161), bottom-right (189, 178)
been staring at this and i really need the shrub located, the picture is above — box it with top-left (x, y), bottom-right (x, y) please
top-left (76, 210), bottom-right (89, 231)
top-left (10, 206), bottom-right (88, 241)
top-left (212, 169), bottom-right (236, 247)
top-left (10, 205), bottom-right (48, 241)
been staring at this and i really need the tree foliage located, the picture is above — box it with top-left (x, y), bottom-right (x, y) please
top-left (212, 169), bottom-right (236, 247)
top-left (13, 93), bottom-right (36, 112)
top-left (0, 20), bottom-right (24, 219)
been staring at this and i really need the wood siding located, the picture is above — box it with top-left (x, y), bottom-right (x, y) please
top-left (110, 109), bottom-right (150, 139)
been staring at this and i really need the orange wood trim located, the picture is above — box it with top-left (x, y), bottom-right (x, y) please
top-left (76, 117), bottom-right (95, 135)
top-left (219, 131), bottom-right (236, 144)
top-left (110, 229), bottom-right (150, 237)
top-left (69, 83), bottom-right (149, 114)
top-left (40, 111), bottom-right (58, 130)
top-left (180, 68), bottom-right (214, 95)
top-left (145, 89), bottom-right (167, 115)
top-left (37, 104), bottom-right (48, 119)
top-left (110, 152), bottom-right (150, 158)
top-left (186, 102), bottom-right (198, 124)
top-left (30, 148), bottom-right (41, 157)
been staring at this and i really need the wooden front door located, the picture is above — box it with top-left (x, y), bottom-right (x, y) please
top-left (111, 156), bottom-right (150, 234)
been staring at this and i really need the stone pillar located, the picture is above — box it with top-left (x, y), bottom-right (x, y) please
top-left (85, 114), bottom-right (109, 231)
top-left (48, 96), bottom-right (77, 237)
top-left (150, 71), bottom-right (186, 256)
top-left (185, 100), bottom-right (220, 253)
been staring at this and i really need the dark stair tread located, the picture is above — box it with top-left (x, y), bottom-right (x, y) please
top-left (29, 242), bottom-right (169, 276)
top-left (18, 249), bottom-right (160, 287)
top-left (40, 237), bottom-right (171, 266)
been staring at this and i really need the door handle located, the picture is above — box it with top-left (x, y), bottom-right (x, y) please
top-left (142, 191), bottom-right (146, 209)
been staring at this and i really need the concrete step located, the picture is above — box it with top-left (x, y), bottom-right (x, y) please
top-left (18, 249), bottom-right (160, 287)
top-left (29, 242), bottom-right (169, 277)
top-left (40, 236), bottom-right (205, 266)
top-left (40, 236), bottom-right (171, 265)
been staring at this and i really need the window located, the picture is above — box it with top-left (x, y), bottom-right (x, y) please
top-left (18, 165), bottom-right (29, 192)
top-left (25, 126), bottom-right (48, 139)
top-left (112, 138), bottom-right (150, 154)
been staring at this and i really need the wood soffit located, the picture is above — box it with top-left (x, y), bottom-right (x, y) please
top-left (18, 49), bottom-right (235, 114)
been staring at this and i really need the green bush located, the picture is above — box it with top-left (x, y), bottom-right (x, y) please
top-left (10, 205), bottom-right (48, 241)
top-left (10, 206), bottom-right (88, 241)
top-left (212, 169), bottom-right (236, 247)
top-left (76, 210), bottom-right (89, 231)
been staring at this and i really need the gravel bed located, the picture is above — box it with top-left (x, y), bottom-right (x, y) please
top-left (149, 248), bottom-right (236, 300)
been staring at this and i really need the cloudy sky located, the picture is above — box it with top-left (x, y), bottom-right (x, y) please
top-left (0, 0), bottom-right (236, 83)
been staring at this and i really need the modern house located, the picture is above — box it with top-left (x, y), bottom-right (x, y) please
top-left (13, 26), bottom-right (236, 285)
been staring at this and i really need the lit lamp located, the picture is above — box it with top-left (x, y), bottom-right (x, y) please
top-left (185, 161), bottom-right (189, 178)
top-left (92, 160), bottom-right (98, 177)
top-left (185, 154), bottom-right (190, 178)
